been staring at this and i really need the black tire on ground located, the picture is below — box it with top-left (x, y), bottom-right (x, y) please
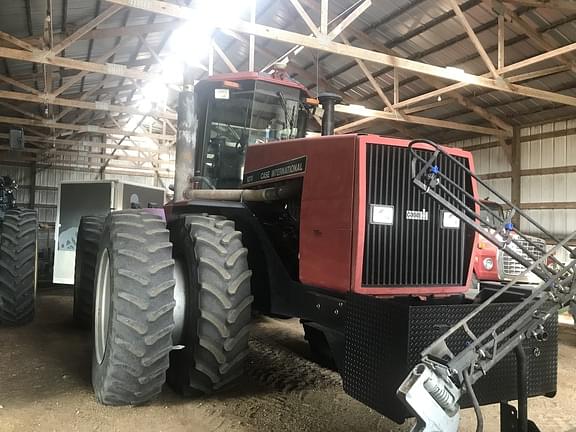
top-left (168, 214), bottom-right (253, 396)
top-left (0, 208), bottom-right (37, 326)
top-left (92, 210), bottom-right (176, 406)
top-left (73, 215), bottom-right (105, 327)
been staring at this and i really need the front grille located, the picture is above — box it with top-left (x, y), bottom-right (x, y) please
top-left (502, 236), bottom-right (546, 277)
top-left (362, 144), bottom-right (474, 287)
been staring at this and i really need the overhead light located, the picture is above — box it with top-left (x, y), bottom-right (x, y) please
top-left (371, 205), bottom-right (394, 225)
top-left (445, 66), bottom-right (466, 79)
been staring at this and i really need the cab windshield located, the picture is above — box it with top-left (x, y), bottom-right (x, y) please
top-left (197, 79), bottom-right (305, 188)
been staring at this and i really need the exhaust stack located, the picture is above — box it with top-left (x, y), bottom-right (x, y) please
top-left (318, 93), bottom-right (342, 136)
top-left (174, 68), bottom-right (197, 201)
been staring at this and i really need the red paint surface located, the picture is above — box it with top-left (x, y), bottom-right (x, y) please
top-left (351, 136), bottom-right (477, 296)
top-left (245, 134), bottom-right (479, 297)
top-left (245, 135), bottom-right (357, 293)
top-left (474, 238), bottom-right (500, 281)
top-left (200, 72), bottom-right (310, 93)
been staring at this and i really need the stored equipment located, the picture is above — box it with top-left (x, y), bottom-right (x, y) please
top-left (0, 175), bottom-right (37, 325)
top-left (74, 72), bottom-right (565, 431)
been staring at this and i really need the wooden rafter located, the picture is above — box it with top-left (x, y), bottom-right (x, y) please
top-left (449, 0), bottom-right (500, 79)
top-left (0, 89), bottom-right (176, 120)
top-left (491, 2), bottom-right (576, 74)
top-left (108, 0), bottom-right (576, 109)
top-left (332, 104), bottom-right (507, 136)
top-left (52, 5), bottom-right (123, 55)
top-left (327, 0), bottom-right (371, 40)
top-left (392, 40), bottom-right (576, 110)
top-left (0, 73), bottom-right (42, 95)
top-left (212, 42), bottom-right (238, 73)
top-left (0, 132), bottom-right (170, 153)
top-left (0, 114), bottom-right (175, 141)
top-left (0, 45), bottom-right (161, 87)
top-left (289, 0), bottom-right (321, 37)
top-left (0, 31), bottom-right (36, 51)
top-left (500, 0), bottom-right (576, 10)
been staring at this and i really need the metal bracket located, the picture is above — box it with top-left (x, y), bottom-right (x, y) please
top-left (397, 363), bottom-right (461, 432)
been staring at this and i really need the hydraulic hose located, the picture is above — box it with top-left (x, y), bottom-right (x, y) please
top-left (463, 369), bottom-right (483, 432)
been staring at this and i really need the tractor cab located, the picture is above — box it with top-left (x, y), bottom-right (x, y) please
top-left (193, 73), bottom-right (315, 189)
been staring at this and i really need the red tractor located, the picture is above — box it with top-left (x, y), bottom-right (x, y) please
top-left (74, 72), bottom-right (558, 429)
top-left (473, 200), bottom-right (546, 289)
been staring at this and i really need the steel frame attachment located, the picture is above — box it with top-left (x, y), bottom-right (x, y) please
top-left (398, 139), bottom-right (576, 432)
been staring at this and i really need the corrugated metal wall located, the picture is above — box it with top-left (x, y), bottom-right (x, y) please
top-left (0, 162), bottom-right (168, 284)
top-left (453, 135), bottom-right (512, 203)
top-left (452, 119), bottom-right (576, 262)
top-left (0, 164), bottom-right (165, 224)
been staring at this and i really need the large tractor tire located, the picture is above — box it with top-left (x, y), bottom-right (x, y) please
top-left (168, 214), bottom-right (253, 396)
top-left (0, 208), bottom-right (37, 326)
top-left (92, 210), bottom-right (176, 406)
top-left (73, 215), bottom-right (105, 327)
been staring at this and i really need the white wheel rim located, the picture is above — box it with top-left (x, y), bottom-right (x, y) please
top-left (95, 248), bottom-right (111, 365)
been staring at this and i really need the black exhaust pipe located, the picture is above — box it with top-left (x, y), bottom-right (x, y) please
top-left (318, 93), bottom-right (342, 136)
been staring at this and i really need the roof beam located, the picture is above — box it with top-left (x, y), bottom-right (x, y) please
top-left (491, 2), bottom-right (576, 73)
top-left (0, 89), bottom-right (176, 120)
top-left (327, 0), bottom-right (371, 40)
top-left (500, 0), bottom-right (576, 10)
top-left (340, 35), bottom-right (396, 112)
top-left (212, 41), bottom-right (238, 73)
top-left (0, 73), bottom-right (42, 95)
top-left (0, 145), bottom-right (171, 165)
top-left (0, 114), bottom-right (174, 140)
top-left (392, 40), bottom-right (576, 109)
top-left (294, 0), bottom-right (511, 135)
top-left (449, 0), bottom-right (500, 79)
top-left (0, 100), bottom-right (44, 121)
top-left (0, 157), bottom-right (173, 178)
top-left (107, 0), bottom-right (576, 109)
top-left (0, 45), bottom-right (161, 86)
top-left (52, 4), bottom-right (124, 55)
top-left (22, 21), bottom-right (176, 46)
top-left (289, 0), bottom-right (321, 37)
top-left (0, 132), bottom-right (171, 153)
top-left (333, 104), bottom-right (507, 136)
top-left (0, 31), bottom-right (36, 51)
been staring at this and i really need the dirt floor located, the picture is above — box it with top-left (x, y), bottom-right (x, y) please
top-left (0, 291), bottom-right (575, 432)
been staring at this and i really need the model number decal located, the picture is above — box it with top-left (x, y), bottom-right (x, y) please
top-left (243, 156), bottom-right (307, 185)
top-left (406, 209), bottom-right (429, 221)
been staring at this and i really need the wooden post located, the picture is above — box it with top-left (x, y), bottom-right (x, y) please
top-left (511, 126), bottom-right (521, 226)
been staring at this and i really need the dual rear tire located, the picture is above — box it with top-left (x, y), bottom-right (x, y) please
top-left (78, 210), bottom-right (252, 405)
top-left (0, 208), bottom-right (37, 326)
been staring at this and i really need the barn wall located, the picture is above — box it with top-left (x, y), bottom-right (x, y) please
top-left (452, 119), bottom-right (576, 263)
top-left (0, 162), bottom-right (169, 284)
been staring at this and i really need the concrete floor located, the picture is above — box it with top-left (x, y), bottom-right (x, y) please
top-left (0, 292), bottom-right (575, 432)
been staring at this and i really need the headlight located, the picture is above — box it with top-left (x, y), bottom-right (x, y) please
top-left (370, 205), bottom-right (394, 225)
top-left (483, 257), bottom-right (494, 270)
top-left (441, 210), bottom-right (460, 229)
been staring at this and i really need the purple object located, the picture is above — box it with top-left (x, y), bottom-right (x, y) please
top-left (141, 207), bottom-right (166, 221)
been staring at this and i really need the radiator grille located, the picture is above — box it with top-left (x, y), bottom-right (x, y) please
top-left (502, 236), bottom-right (546, 277)
top-left (362, 144), bottom-right (474, 287)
